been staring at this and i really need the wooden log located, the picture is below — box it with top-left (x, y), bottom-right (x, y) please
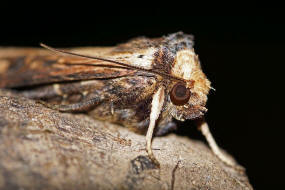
top-left (0, 89), bottom-right (253, 190)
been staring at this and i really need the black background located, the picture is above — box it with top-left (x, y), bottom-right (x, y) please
top-left (1, 6), bottom-right (284, 189)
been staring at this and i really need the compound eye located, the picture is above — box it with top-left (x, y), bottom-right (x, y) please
top-left (170, 82), bottom-right (191, 105)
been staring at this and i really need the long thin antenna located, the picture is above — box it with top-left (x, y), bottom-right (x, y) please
top-left (40, 43), bottom-right (188, 83)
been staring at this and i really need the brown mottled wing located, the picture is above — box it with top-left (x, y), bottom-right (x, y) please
top-left (0, 47), bottom-right (137, 88)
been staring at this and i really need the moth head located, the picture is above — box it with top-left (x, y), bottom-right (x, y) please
top-left (169, 49), bottom-right (211, 121)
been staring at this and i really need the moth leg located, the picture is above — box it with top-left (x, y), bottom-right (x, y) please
top-left (145, 86), bottom-right (165, 167)
top-left (198, 119), bottom-right (245, 171)
top-left (155, 122), bottom-right (177, 136)
top-left (37, 98), bottom-right (102, 112)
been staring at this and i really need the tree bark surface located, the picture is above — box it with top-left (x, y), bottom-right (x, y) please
top-left (0, 89), bottom-right (253, 190)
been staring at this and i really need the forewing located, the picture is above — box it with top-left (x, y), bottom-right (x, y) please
top-left (0, 47), bottom-right (138, 88)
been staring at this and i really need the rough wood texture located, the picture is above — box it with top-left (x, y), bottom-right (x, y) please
top-left (0, 89), bottom-right (253, 190)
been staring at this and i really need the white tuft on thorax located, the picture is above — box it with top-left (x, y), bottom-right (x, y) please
top-left (171, 49), bottom-right (197, 80)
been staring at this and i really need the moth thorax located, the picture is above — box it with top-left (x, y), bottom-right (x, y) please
top-left (171, 49), bottom-right (198, 81)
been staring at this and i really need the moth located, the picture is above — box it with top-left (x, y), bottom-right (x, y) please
top-left (0, 32), bottom-right (238, 169)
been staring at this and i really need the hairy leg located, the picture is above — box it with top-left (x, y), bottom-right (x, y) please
top-left (145, 86), bottom-right (165, 167)
top-left (198, 119), bottom-right (244, 171)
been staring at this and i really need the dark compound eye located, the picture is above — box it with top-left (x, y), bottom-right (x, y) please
top-left (170, 82), bottom-right (191, 105)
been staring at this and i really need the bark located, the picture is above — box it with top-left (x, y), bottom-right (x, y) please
top-left (0, 89), bottom-right (253, 190)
